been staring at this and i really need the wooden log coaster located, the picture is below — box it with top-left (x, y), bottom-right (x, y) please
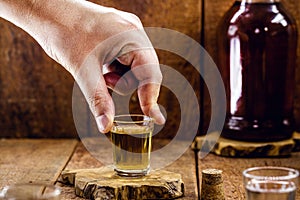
top-left (59, 165), bottom-right (184, 200)
top-left (293, 132), bottom-right (300, 152)
top-left (192, 132), bottom-right (299, 157)
top-left (201, 169), bottom-right (225, 200)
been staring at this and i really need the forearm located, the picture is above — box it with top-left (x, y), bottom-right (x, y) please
top-left (0, 0), bottom-right (36, 28)
top-left (0, 0), bottom-right (88, 40)
top-left (0, 0), bottom-right (114, 70)
top-left (0, 0), bottom-right (164, 131)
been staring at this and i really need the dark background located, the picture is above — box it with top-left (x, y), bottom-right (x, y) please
top-left (0, 0), bottom-right (299, 139)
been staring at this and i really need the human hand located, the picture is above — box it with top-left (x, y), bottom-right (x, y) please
top-left (0, 0), bottom-right (165, 133)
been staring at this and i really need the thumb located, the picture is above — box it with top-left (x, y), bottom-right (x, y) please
top-left (92, 77), bottom-right (115, 133)
top-left (74, 55), bottom-right (115, 134)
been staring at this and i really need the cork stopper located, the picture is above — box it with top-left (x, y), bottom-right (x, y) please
top-left (201, 169), bottom-right (225, 200)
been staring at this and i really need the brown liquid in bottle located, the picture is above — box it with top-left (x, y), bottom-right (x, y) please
top-left (217, 1), bottom-right (297, 141)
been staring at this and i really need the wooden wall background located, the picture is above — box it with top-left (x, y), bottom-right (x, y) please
top-left (0, 0), bottom-right (299, 138)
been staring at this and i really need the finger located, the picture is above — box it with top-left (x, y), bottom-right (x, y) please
top-left (138, 82), bottom-right (166, 125)
top-left (120, 50), bottom-right (165, 124)
top-left (103, 60), bottom-right (138, 95)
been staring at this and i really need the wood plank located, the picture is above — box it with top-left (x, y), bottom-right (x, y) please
top-left (58, 138), bottom-right (198, 199)
top-left (163, 147), bottom-right (198, 200)
top-left (0, 18), bottom-right (77, 138)
top-left (200, 0), bottom-right (235, 134)
top-left (197, 151), bottom-right (300, 199)
top-left (56, 140), bottom-right (107, 200)
top-left (282, 0), bottom-right (300, 131)
top-left (0, 139), bottom-right (78, 189)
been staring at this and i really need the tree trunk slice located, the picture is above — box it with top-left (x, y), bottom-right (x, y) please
top-left (192, 132), bottom-right (298, 157)
top-left (293, 132), bottom-right (300, 152)
top-left (59, 166), bottom-right (184, 200)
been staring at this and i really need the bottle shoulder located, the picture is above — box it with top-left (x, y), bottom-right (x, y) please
top-left (218, 2), bottom-right (296, 35)
top-left (221, 3), bottom-right (295, 24)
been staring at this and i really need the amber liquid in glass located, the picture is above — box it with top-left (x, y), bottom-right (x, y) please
top-left (108, 125), bottom-right (152, 176)
top-left (217, 2), bottom-right (297, 141)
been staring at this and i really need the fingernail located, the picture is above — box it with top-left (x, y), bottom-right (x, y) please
top-left (150, 105), bottom-right (166, 125)
top-left (96, 115), bottom-right (110, 133)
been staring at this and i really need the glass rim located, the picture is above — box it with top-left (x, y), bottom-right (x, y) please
top-left (114, 114), bottom-right (154, 124)
top-left (243, 166), bottom-right (299, 181)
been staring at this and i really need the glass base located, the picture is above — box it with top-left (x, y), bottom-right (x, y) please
top-left (114, 168), bottom-right (149, 177)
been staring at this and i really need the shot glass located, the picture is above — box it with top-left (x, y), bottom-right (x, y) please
top-left (0, 183), bottom-right (61, 200)
top-left (243, 166), bottom-right (299, 200)
top-left (108, 114), bottom-right (154, 177)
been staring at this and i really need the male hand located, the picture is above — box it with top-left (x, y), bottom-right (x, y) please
top-left (0, 0), bottom-right (165, 133)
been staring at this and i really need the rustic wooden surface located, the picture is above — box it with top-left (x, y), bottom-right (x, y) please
top-left (57, 138), bottom-right (198, 200)
top-left (1, 0), bottom-right (300, 138)
top-left (198, 151), bottom-right (300, 200)
top-left (0, 20), bottom-right (77, 138)
top-left (1, 0), bottom-right (300, 139)
top-left (0, 139), bottom-right (77, 188)
top-left (281, 0), bottom-right (300, 132)
top-left (56, 142), bottom-right (100, 200)
top-left (1, 139), bottom-right (300, 199)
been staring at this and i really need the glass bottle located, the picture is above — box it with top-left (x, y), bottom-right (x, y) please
top-left (217, 0), bottom-right (298, 141)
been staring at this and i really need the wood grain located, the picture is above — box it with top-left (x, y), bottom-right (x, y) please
top-left (193, 133), bottom-right (297, 157)
top-left (198, 151), bottom-right (300, 199)
top-left (0, 20), bottom-right (77, 138)
top-left (56, 140), bottom-right (105, 200)
top-left (60, 166), bottom-right (184, 200)
top-left (58, 138), bottom-right (198, 199)
top-left (282, 0), bottom-right (300, 131)
top-left (2, 138), bottom-right (300, 199)
top-left (2, 0), bottom-right (300, 140)
top-left (0, 139), bottom-right (78, 189)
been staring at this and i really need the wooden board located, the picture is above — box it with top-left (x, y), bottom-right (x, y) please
top-left (57, 138), bottom-right (198, 199)
top-left (57, 141), bottom-right (104, 200)
top-left (0, 139), bottom-right (78, 189)
top-left (197, 151), bottom-right (300, 199)
top-left (1, 0), bottom-right (300, 140)
top-left (160, 145), bottom-right (198, 200)
top-left (281, 0), bottom-right (300, 131)
top-left (0, 18), bottom-right (77, 138)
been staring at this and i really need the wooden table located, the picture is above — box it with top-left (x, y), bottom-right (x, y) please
top-left (1, 138), bottom-right (300, 199)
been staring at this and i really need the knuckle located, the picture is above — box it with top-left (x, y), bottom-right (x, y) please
top-left (88, 94), bottom-right (110, 116)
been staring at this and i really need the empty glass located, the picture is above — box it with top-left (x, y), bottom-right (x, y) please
top-left (0, 183), bottom-right (61, 200)
top-left (243, 166), bottom-right (299, 200)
